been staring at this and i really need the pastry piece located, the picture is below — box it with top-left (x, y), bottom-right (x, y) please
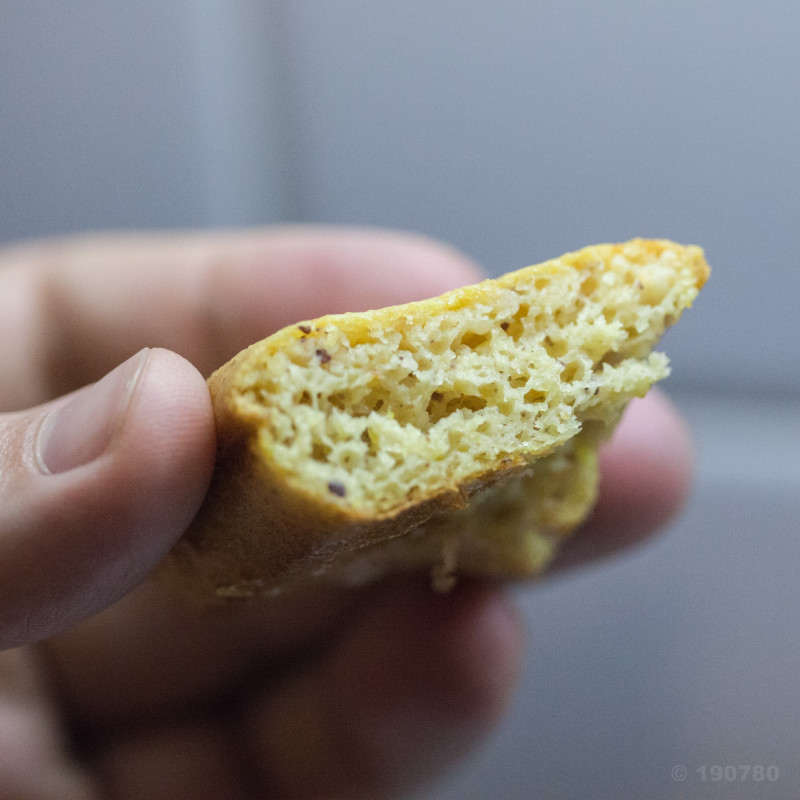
top-left (159, 239), bottom-right (709, 600)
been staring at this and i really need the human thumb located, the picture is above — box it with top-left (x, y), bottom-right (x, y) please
top-left (0, 348), bottom-right (215, 649)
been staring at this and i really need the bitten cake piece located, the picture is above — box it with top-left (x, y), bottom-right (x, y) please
top-left (159, 239), bottom-right (709, 600)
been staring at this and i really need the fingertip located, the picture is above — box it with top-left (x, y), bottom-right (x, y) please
top-left (336, 580), bottom-right (525, 733)
top-left (598, 388), bottom-right (694, 525)
top-left (116, 347), bottom-right (216, 497)
top-left (381, 581), bottom-right (525, 723)
top-left (550, 389), bottom-right (694, 572)
top-left (295, 226), bottom-right (485, 300)
top-left (357, 228), bottom-right (485, 298)
top-left (112, 346), bottom-right (217, 535)
top-left (206, 227), bottom-right (484, 350)
top-left (249, 580), bottom-right (524, 798)
top-left (0, 349), bottom-right (215, 647)
top-left (344, 581), bottom-right (525, 794)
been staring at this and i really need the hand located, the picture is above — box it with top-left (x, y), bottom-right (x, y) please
top-left (0, 228), bottom-right (692, 798)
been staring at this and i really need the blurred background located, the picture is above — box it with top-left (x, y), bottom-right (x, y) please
top-left (2, 1), bottom-right (798, 797)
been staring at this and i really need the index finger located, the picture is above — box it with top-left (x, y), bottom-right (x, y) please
top-left (0, 227), bottom-right (482, 410)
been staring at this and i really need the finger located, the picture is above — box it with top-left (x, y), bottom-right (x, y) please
top-left (0, 648), bottom-right (99, 800)
top-left (41, 581), bottom-right (359, 730)
top-left (0, 227), bottom-right (482, 410)
top-left (244, 580), bottom-right (524, 799)
top-left (94, 720), bottom-right (250, 800)
top-left (0, 348), bottom-right (215, 648)
top-left (548, 389), bottom-right (693, 573)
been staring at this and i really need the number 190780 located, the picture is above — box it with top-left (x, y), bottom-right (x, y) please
top-left (697, 764), bottom-right (779, 782)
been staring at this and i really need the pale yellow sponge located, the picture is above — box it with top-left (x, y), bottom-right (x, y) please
top-left (159, 239), bottom-right (709, 600)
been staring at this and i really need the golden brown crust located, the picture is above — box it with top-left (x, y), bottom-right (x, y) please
top-left (157, 239), bottom-right (709, 601)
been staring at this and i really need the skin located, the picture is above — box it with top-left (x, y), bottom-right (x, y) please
top-left (0, 227), bottom-right (693, 799)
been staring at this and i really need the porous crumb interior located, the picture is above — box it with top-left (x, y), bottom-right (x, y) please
top-left (239, 247), bottom-right (697, 514)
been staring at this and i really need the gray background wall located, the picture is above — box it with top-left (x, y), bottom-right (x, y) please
top-left (3, 3), bottom-right (800, 798)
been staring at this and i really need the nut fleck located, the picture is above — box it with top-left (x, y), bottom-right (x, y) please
top-left (327, 480), bottom-right (346, 497)
top-left (298, 324), bottom-right (312, 335)
top-left (316, 348), bottom-right (332, 364)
